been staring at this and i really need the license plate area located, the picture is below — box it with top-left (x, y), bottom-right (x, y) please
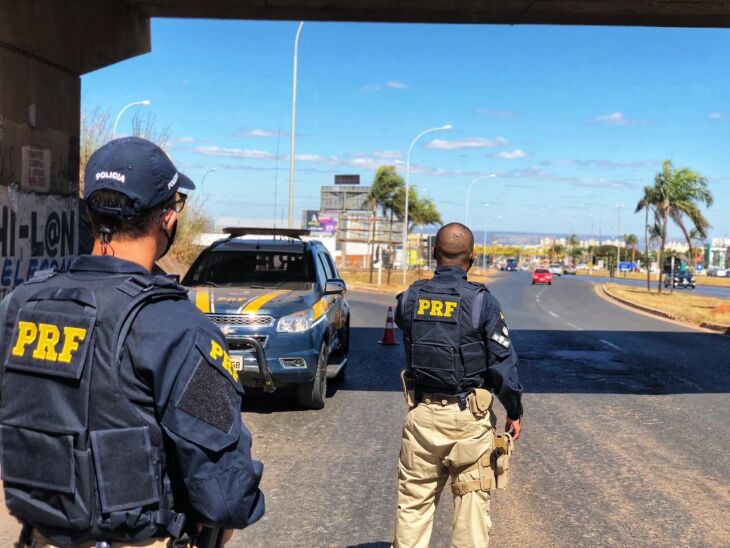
top-left (230, 355), bottom-right (244, 371)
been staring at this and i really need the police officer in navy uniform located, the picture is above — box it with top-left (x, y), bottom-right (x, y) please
top-left (0, 137), bottom-right (264, 547)
top-left (393, 222), bottom-right (523, 547)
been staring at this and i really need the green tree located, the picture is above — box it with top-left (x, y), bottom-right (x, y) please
top-left (635, 160), bottom-right (713, 293)
top-left (567, 234), bottom-right (580, 265)
top-left (366, 166), bottom-right (403, 282)
top-left (625, 234), bottom-right (639, 262)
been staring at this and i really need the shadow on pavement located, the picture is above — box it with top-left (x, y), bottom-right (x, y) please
top-left (243, 325), bottom-right (730, 413)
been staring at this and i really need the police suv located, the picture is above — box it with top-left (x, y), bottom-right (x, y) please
top-left (182, 228), bottom-right (349, 409)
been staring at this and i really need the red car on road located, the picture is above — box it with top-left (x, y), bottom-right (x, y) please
top-left (532, 268), bottom-right (553, 285)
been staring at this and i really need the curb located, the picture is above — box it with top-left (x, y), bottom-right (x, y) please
top-left (600, 284), bottom-right (730, 337)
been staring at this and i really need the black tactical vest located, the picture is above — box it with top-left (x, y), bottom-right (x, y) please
top-left (404, 277), bottom-right (488, 393)
top-left (0, 270), bottom-right (189, 545)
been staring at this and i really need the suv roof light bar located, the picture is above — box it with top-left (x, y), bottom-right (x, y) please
top-left (222, 227), bottom-right (312, 240)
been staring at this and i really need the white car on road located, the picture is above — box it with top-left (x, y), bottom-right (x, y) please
top-left (548, 263), bottom-right (564, 276)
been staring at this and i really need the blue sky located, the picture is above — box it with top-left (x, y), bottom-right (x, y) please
top-left (82, 20), bottom-right (730, 240)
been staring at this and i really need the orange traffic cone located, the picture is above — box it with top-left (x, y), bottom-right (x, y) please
top-left (379, 306), bottom-right (399, 345)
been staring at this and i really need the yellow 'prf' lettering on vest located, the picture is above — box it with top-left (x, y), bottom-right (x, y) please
top-left (11, 321), bottom-right (88, 364)
top-left (209, 339), bottom-right (239, 382)
top-left (417, 299), bottom-right (459, 318)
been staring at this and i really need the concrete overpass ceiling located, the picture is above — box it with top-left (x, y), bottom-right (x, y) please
top-left (125, 0), bottom-right (730, 27)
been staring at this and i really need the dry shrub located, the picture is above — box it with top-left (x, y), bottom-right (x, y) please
top-left (171, 193), bottom-right (212, 270)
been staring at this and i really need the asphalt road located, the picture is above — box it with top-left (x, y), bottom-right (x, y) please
top-left (231, 272), bottom-right (730, 547)
top-left (1, 273), bottom-right (727, 547)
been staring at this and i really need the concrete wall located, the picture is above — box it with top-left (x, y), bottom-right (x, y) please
top-left (0, 0), bottom-right (150, 295)
top-left (0, 46), bottom-right (79, 195)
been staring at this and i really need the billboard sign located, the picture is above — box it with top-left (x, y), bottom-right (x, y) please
top-left (335, 174), bottom-right (360, 185)
top-left (304, 210), bottom-right (338, 236)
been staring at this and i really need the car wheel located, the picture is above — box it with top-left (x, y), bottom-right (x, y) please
top-left (548, 282), bottom-right (552, 285)
top-left (532, 281), bottom-right (535, 285)
top-left (297, 341), bottom-right (328, 410)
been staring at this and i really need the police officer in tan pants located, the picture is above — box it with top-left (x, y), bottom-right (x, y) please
top-left (393, 223), bottom-right (523, 548)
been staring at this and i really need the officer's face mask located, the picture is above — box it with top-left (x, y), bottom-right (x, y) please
top-left (158, 214), bottom-right (178, 260)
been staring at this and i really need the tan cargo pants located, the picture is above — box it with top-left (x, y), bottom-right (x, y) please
top-left (393, 397), bottom-right (497, 548)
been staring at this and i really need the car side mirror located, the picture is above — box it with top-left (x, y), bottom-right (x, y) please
top-left (324, 278), bottom-right (346, 295)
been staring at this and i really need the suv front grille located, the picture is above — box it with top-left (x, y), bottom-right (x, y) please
top-left (228, 336), bottom-right (268, 350)
top-left (208, 314), bottom-right (274, 328)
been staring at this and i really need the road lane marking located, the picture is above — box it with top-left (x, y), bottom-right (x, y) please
top-left (599, 339), bottom-right (622, 351)
top-left (548, 311), bottom-right (559, 318)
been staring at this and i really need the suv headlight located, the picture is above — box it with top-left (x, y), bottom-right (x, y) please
top-left (277, 309), bottom-right (314, 333)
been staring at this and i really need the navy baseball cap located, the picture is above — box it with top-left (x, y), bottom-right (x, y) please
top-left (84, 137), bottom-right (195, 218)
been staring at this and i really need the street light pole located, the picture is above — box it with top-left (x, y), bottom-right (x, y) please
top-left (402, 124), bottom-right (452, 285)
top-left (465, 173), bottom-right (496, 226)
top-left (481, 204), bottom-right (490, 269)
top-left (288, 21), bottom-right (304, 229)
top-left (616, 203), bottom-right (625, 266)
top-left (112, 100), bottom-right (151, 138)
top-left (200, 168), bottom-right (216, 192)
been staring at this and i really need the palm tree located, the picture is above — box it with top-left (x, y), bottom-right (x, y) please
top-left (567, 234), bottom-right (579, 265)
top-left (635, 161), bottom-right (713, 293)
top-left (366, 166), bottom-right (403, 282)
top-left (625, 234), bottom-right (639, 262)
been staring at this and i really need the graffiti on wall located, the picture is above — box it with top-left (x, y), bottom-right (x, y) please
top-left (0, 187), bottom-right (78, 298)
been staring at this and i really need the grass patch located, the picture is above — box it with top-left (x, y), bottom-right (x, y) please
top-left (604, 283), bottom-right (730, 328)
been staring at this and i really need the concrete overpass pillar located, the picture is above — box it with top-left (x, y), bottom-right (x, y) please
top-left (0, 0), bottom-right (150, 297)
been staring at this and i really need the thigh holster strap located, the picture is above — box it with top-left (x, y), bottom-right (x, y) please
top-left (451, 452), bottom-right (495, 496)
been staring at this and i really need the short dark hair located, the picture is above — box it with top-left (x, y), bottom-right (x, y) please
top-left (86, 190), bottom-right (171, 239)
top-left (435, 222), bottom-right (474, 264)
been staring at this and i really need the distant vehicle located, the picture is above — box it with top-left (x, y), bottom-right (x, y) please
top-left (183, 228), bottom-right (350, 409)
top-left (505, 258), bottom-right (519, 272)
top-left (564, 265), bottom-right (577, 275)
top-left (547, 263), bottom-right (563, 276)
top-left (664, 271), bottom-right (696, 289)
top-left (532, 268), bottom-right (553, 285)
top-left (708, 267), bottom-right (728, 277)
top-left (576, 263), bottom-right (588, 270)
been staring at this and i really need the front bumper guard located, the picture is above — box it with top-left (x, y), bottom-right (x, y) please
top-left (239, 337), bottom-right (276, 393)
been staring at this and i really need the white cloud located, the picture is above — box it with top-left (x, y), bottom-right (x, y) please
top-left (247, 129), bottom-right (278, 137)
top-left (426, 137), bottom-right (508, 151)
top-left (195, 146), bottom-right (277, 160)
top-left (235, 128), bottom-right (289, 138)
top-left (708, 112), bottom-right (723, 120)
top-left (540, 158), bottom-right (657, 169)
top-left (492, 149), bottom-right (526, 160)
top-left (373, 150), bottom-right (403, 159)
top-left (362, 81), bottom-right (409, 92)
top-left (176, 136), bottom-right (195, 143)
top-left (591, 112), bottom-right (635, 126)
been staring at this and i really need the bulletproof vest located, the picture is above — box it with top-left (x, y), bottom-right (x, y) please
top-left (0, 270), bottom-right (189, 545)
top-left (405, 277), bottom-right (488, 393)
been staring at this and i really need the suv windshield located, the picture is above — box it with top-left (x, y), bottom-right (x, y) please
top-left (184, 250), bottom-right (315, 289)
